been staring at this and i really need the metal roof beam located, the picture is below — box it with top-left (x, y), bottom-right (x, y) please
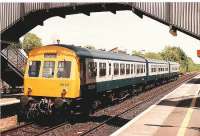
top-left (132, 8), bottom-right (143, 19)
top-left (82, 11), bottom-right (90, 16)
top-left (110, 10), bottom-right (116, 14)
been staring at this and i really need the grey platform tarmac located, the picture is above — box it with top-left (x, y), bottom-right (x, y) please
top-left (111, 74), bottom-right (200, 136)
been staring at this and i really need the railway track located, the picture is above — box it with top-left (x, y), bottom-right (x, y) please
top-left (80, 73), bottom-right (198, 136)
top-left (1, 73), bottom-right (198, 136)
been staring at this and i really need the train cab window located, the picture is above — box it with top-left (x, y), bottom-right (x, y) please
top-left (99, 62), bottom-right (106, 77)
top-left (57, 61), bottom-right (71, 78)
top-left (126, 64), bottom-right (130, 74)
top-left (114, 63), bottom-right (119, 75)
top-left (109, 63), bottom-right (111, 75)
top-left (120, 64), bottom-right (125, 75)
top-left (131, 64), bottom-right (133, 74)
top-left (28, 61), bottom-right (41, 77)
top-left (88, 62), bottom-right (97, 78)
top-left (42, 61), bottom-right (55, 78)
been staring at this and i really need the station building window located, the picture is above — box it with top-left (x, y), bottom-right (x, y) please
top-left (42, 61), bottom-right (55, 78)
top-left (114, 63), bottom-right (119, 75)
top-left (120, 64), bottom-right (125, 75)
top-left (88, 62), bottom-right (97, 78)
top-left (99, 62), bottom-right (106, 77)
top-left (126, 64), bottom-right (130, 74)
top-left (28, 61), bottom-right (41, 77)
top-left (57, 61), bottom-right (71, 78)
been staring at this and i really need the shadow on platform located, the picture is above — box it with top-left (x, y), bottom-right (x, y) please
top-left (157, 96), bottom-right (200, 108)
top-left (144, 124), bottom-right (200, 131)
top-left (186, 78), bottom-right (200, 84)
top-left (72, 114), bottom-right (130, 127)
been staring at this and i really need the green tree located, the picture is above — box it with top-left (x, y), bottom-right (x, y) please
top-left (161, 46), bottom-right (188, 72)
top-left (187, 57), bottom-right (200, 72)
top-left (132, 46), bottom-right (199, 73)
top-left (22, 33), bottom-right (42, 53)
top-left (144, 52), bottom-right (162, 60)
top-left (132, 50), bottom-right (144, 57)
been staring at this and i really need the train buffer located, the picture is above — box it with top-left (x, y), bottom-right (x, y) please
top-left (111, 74), bottom-right (200, 136)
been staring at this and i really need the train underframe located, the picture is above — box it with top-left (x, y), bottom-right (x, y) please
top-left (20, 74), bottom-right (179, 120)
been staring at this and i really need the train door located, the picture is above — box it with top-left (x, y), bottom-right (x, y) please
top-left (80, 59), bottom-right (86, 85)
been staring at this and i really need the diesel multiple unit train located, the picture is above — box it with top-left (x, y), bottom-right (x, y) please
top-left (21, 44), bottom-right (179, 118)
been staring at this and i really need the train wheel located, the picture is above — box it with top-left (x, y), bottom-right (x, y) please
top-left (90, 99), bottom-right (101, 113)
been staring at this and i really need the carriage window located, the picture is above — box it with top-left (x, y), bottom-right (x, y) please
top-left (57, 61), bottom-right (71, 78)
top-left (140, 65), bottom-right (143, 73)
top-left (28, 61), bottom-right (41, 77)
top-left (137, 65), bottom-right (140, 74)
top-left (131, 64), bottom-right (133, 74)
top-left (134, 64), bottom-right (136, 74)
top-left (114, 63), bottom-right (119, 75)
top-left (88, 62), bottom-right (97, 78)
top-left (126, 64), bottom-right (130, 74)
top-left (99, 62), bottom-right (106, 77)
top-left (109, 63), bottom-right (111, 75)
top-left (42, 61), bottom-right (55, 78)
top-left (120, 64), bottom-right (125, 75)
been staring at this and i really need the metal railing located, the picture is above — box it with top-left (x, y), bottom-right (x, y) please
top-left (1, 44), bottom-right (27, 73)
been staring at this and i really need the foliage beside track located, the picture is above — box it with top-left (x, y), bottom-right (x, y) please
top-left (132, 46), bottom-right (200, 73)
top-left (21, 33), bottom-right (42, 53)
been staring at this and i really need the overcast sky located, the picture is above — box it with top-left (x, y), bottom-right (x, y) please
top-left (21, 10), bottom-right (200, 64)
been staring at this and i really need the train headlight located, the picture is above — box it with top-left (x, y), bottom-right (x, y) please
top-left (27, 88), bottom-right (32, 96)
top-left (61, 89), bottom-right (67, 98)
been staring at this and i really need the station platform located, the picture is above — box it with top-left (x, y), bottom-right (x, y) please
top-left (111, 74), bottom-right (200, 136)
top-left (0, 98), bottom-right (20, 107)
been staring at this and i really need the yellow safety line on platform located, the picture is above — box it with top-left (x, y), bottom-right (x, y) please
top-left (176, 93), bottom-right (198, 136)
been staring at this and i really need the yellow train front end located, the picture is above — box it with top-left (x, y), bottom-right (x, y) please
top-left (22, 45), bottom-right (80, 119)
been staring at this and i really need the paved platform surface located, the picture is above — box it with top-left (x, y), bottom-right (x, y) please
top-left (0, 98), bottom-right (20, 107)
top-left (111, 74), bottom-right (200, 136)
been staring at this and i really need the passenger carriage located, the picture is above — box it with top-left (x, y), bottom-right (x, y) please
top-left (22, 44), bottom-right (179, 118)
